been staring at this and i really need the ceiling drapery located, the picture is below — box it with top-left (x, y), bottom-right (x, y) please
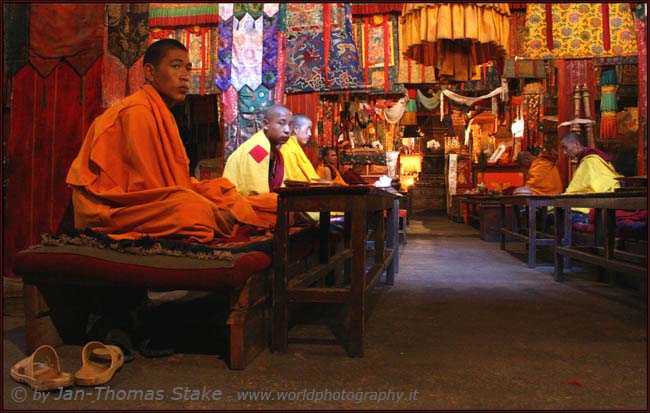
top-left (399, 3), bottom-right (510, 81)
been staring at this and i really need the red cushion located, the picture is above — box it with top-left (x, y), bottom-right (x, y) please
top-left (13, 245), bottom-right (271, 290)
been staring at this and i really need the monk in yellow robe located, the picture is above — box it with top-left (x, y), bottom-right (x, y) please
top-left (223, 105), bottom-right (292, 195)
top-left (561, 132), bottom-right (623, 214)
top-left (280, 114), bottom-right (321, 183)
top-left (514, 151), bottom-right (563, 195)
top-left (317, 147), bottom-right (348, 185)
top-left (66, 39), bottom-right (276, 243)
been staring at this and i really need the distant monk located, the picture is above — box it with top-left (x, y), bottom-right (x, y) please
top-left (560, 131), bottom-right (623, 216)
top-left (513, 151), bottom-right (563, 195)
top-left (317, 147), bottom-right (348, 185)
top-left (66, 39), bottom-right (277, 243)
top-left (223, 104), bottom-right (293, 195)
top-left (280, 114), bottom-right (321, 183)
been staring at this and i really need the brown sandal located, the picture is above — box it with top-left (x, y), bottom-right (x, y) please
top-left (74, 341), bottom-right (124, 386)
top-left (10, 345), bottom-right (74, 391)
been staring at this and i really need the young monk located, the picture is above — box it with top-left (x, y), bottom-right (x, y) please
top-left (66, 39), bottom-right (277, 243)
top-left (223, 104), bottom-right (293, 195)
top-left (280, 114), bottom-right (321, 183)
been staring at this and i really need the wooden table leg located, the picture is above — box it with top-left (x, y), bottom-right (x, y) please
top-left (385, 199), bottom-right (398, 284)
top-left (528, 203), bottom-right (537, 268)
top-left (604, 208), bottom-right (617, 287)
top-left (499, 203), bottom-right (506, 250)
top-left (347, 205), bottom-right (366, 357)
top-left (554, 206), bottom-right (565, 281)
top-left (272, 199), bottom-right (290, 352)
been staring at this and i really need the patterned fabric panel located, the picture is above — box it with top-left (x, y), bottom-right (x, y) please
top-left (353, 14), bottom-right (402, 94)
top-left (217, 4), bottom-right (282, 160)
top-left (285, 3), bottom-right (364, 93)
top-left (107, 3), bottom-right (149, 69)
top-left (148, 3), bottom-right (219, 27)
top-left (523, 3), bottom-right (637, 59)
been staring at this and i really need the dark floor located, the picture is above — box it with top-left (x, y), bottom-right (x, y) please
top-left (3, 216), bottom-right (647, 410)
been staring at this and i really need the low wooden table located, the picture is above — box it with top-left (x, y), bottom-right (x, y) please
top-left (272, 185), bottom-right (397, 357)
top-left (498, 194), bottom-right (561, 268)
top-left (553, 192), bottom-right (648, 286)
top-left (460, 194), bottom-right (505, 241)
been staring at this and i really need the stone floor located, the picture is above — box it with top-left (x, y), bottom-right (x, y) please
top-left (3, 215), bottom-right (647, 410)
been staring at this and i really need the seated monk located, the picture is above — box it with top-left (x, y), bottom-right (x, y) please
top-left (223, 104), bottom-right (292, 195)
top-left (560, 131), bottom-right (624, 220)
top-left (513, 151), bottom-right (563, 195)
top-left (317, 147), bottom-right (348, 185)
top-left (280, 114), bottom-right (321, 183)
top-left (66, 39), bottom-right (277, 243)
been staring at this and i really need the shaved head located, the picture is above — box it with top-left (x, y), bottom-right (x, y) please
top-left (263, 104), bottom-right (293, 147)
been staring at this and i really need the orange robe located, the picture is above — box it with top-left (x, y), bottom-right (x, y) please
top-left (316, 162), bottom-right (348, 186)
top-left (525, 156), bottom-right (563, 195)
top-left (66, 85), bottom-right (276, 242)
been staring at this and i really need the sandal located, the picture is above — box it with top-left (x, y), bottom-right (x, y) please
top-left (74, 341), bottom-right (124, 386)
top-left (10, 345), bottom-right (74, 391)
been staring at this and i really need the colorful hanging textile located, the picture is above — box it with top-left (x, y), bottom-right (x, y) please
top-left (352, 14), bottom-right (401, 94)
top-left (522, 3), bottom-right (637, 59)
top-left (502, 59), bottom-right (546, 78)
top-left (507, 9), bottom-right (527, 58)
top-left (148, 3), bottom-right (219, 28)
top-left (400, 4), bottom-right (509, 81)
top-left (149, 26), bottom-right (219, 95)
top-left (216, 4), bottom-right (283, 159)
top-left (397, 53), bottom-right (437, 84)
top-left (107, 3), bottom-right (149, 69)
top-left (3, 3), bottom-right (30, 77)
top-left (351, 4), bottom-right (402, 16)
top-left (633, 4), bottom-right (646, 175)
top-left (284, 3), bottom-right (364, 93)
top-left (29, 4), bottom-right (104, 77)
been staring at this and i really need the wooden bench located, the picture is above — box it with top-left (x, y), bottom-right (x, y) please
top-left (553, 192), bottom-right (648, 292)
top-left (498, 194), bottom-right (563, 268)
top-left (12, 227), bottom-right (325, 370)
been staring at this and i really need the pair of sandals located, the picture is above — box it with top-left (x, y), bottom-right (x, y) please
top-left (10, 342), bottom-right (124, 391)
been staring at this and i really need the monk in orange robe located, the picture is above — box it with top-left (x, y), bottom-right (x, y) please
top-left (66, 39), bottom-right (276, 243)
top-left (316, 147), bottom-right (348, 186)
top-left (513, 151), bottom-right (563, 195)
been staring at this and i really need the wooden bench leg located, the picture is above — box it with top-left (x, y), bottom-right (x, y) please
top-left (23, 284), bottom-right (63, 352)
top-left (226, 270), bottom-right (270, 370)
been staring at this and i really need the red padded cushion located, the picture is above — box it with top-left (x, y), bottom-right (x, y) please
top-left (13, 245), bottom-right (271, 290)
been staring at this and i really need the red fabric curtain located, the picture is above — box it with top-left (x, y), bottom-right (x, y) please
top-left (351, 4), bottom-right (402, 16)
top-left (29, 4), bottom-right (104, 77)
top-left (4, 60), bottom-right (103, 277)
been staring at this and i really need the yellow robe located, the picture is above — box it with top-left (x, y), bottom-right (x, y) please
top-left (66, 85), bottom-right (276, 242)
top-left (223, 129), bottom-right (283, 196)
top-left (563, 154), bottom-right (623, 213)
top-left (280, 137), bottom-right (320, 183)
top-left (526, 157), bottom-right (563, 195)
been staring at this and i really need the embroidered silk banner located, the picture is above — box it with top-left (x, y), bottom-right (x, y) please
top-left (352, 14), bottom-right (401, 94)
top-left (148, 3), bottom-right (219, 28)
top-left (216, 3), bottom-right (283, 159)
top-left (523, 3), bottom-right (637, 59)
top-left (107, 3), bottom-right (149, 69)
top-left (285, 3), bottom-right (364, 93)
